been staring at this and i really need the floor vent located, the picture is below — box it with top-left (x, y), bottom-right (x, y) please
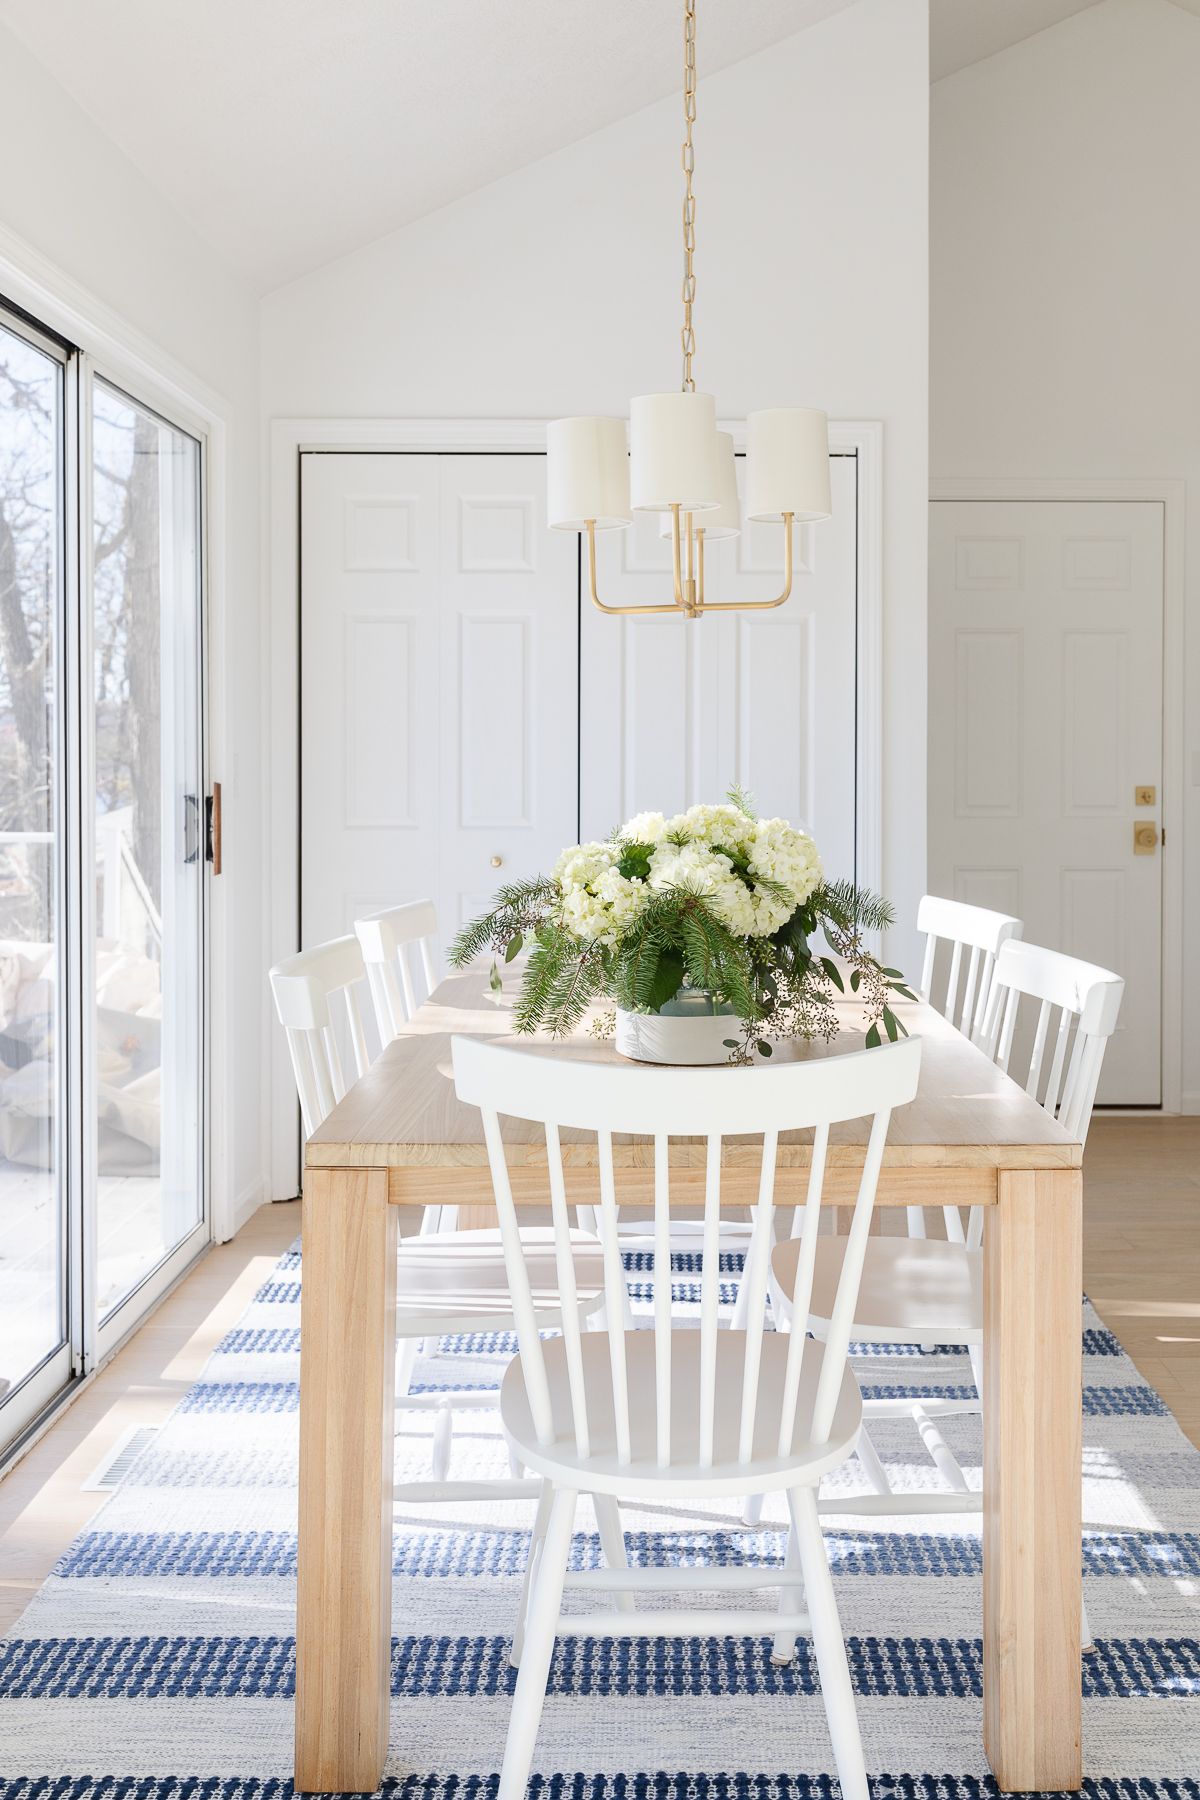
top-left (81, 1423), bottom-right (161, 1492)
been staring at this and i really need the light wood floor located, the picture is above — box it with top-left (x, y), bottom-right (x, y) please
top-left (1080, 1115), bottom-right (1200, 1449)
top-left (0, 1117), bottom-right (1196, 1633)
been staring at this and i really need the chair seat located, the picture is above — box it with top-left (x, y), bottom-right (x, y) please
top-left (773, 1233), bottom-right (983, 1345)
top-left (500, 1327), bottom-right (863, 1498)
top-left (395, 1227), bottom-right (605, 1338)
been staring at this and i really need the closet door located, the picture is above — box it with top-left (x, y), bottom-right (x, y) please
top-left (579, 453), bottom-right (859, 883)
top-left (300, 453), bottom-right (578, 971)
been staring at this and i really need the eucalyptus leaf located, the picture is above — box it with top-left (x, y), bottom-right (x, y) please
top-left (883, 1006), bottom-right (899, 1042)
top-left (489, 961), bottom-right (503, 995)
top-left (849, 969), bottom-right (861, 992)
top-left (820, 955), bottom-right (844, 992)
top-left (504, 933), bottom-right (523, 962)
top-left (864, 1022), bottom-right (881, 1049)
top-left (756, 1040), bottom-right (773, 1058)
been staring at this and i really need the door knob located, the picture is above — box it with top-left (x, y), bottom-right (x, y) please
top-left (490, 855), bottom-right (503, 868)
top-left (1133, 822), bottom-right (1159, 855)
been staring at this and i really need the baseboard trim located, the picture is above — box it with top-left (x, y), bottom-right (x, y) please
top-left (225, 1176), bottom-right (269, 1242)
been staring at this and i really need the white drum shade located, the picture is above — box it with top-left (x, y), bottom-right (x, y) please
top-left (744, 407), bottom-right (831, 523)
top-left (546, 416), bottom-right (631, 531)
top-left (660, 430), bottom-right (740, 540)
top-left (630, 391), bottom-right (720, 513)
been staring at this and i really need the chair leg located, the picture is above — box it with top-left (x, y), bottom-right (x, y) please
top-left (395, 1336), bottom-right (418, 1399)
top-left (770, 1511), bottom-right (804, 1665)
top-left (593, 1492), bottom-right (635, 1613)
top-left (498, 1485), bottom-right (578, 1800)
top-left (742, 1489), bottom-right (765, 1527)
top-left (854, 1423), bottom-right (893, 1495)
top-left (510, 1479), bottom-right (554, 1668)
top-left (967, 1342), bottom-right (984, 1396)
top-left (1081, 1588), bottom-right (1094, 1654)
top-left (431, 1402), bottom-right (453, 1482)
top-left (789, 1484), bottom-right (869, 1800)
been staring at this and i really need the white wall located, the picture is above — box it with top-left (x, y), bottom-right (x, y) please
top-left (931, 0), bottom-right (1200, 1108)
top-left (261, 0), bottom-right (930, 962)
top-left (0, 23), bottom-right (268, 1223)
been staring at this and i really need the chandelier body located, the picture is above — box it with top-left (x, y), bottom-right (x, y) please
top-left (546, 0), bottom-right (831, 620)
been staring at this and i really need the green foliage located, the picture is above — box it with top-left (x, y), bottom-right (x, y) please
top-left (449, 831), bottom-right (912, 1057)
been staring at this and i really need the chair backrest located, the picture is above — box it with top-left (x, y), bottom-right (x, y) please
top-left (979, 938), bottom-right (1123, 1147)
top-left (917, 894), bottom-right (1023, 1041)
top-left (354, 901), bottom-right (439, 1040)
top-left (451, 1035), bottom-right (922, 1473)
top-left (269, 935), bottom-right (373, 1136)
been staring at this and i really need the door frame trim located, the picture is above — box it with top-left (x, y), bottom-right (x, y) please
top-left (268, 417), bottom-right (884, 1198)
top-left (930, 476), bottom-right (1186, 1115)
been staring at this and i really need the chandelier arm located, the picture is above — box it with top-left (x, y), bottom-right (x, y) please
top-left (693, 515), bottom-right (796, 613)
top-left (585, 519), bottom-right (692, 616)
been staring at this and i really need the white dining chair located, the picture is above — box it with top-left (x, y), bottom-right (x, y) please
top-left (917, 893), bottom-right (1024, 1044)
top-left (269, 935), bottom-right (610, 1501)
top-left (773, 940), bottom-right (1123, 1636)
top-left (911, 894), bottom-right (1023, 1238)
top-left (452, 1030), bottom-right (923, 1800)
top-left (355, 902), bottom-right (452, 1234)
top-left (355, 899), bottom-right (439, 1036)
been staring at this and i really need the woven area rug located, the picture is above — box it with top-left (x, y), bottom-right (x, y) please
top-left (1, 1234), bottom-right (1197, 1800)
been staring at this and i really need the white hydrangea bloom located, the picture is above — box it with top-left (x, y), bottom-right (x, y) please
top-left (620, 811), bottom-right (668, 846)
top-left (552, 803), bottom-right (823, 947)
top-left (749, 817), bottom-right (823, 905)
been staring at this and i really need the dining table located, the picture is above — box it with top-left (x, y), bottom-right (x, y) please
top-left (293, 965), bottom-right (1084, 1795)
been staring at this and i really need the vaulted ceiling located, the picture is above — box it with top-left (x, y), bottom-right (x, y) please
top-left (2, 0), bottom-right (1196, 293)
top-left (0, 0), bottom-right (858, 292)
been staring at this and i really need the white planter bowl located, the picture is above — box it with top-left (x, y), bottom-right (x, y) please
top-left (615, 992), bottom-right (742, 1066)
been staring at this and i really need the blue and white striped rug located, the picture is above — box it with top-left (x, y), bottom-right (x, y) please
top-left (1, 1236), bottom-right (1197, 1800)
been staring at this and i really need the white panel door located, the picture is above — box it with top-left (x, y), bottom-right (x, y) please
top-left (929, 500), bottom-right (1163, 1104)
top-left (301, 452), bottom-right (578, 969)
top-left (579, 453), bottom-right (858, 886)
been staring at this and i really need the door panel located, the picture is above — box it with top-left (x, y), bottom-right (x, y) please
top-left (929, 499), bottom-right (1163, 1104)
top-left (91, 379), bottom-right (206, 1326)
top-left (0, 314), bottom-right (71, 1438)
top-left (301, 453), bottom-right (578, 971)
top-left (579, 454), bottom-right (858, 886)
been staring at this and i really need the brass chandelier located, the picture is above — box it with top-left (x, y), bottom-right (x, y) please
top-left (546, 0), bottom-right (831, 619)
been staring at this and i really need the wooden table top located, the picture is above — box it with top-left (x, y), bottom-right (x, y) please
top-left (307, 966), bottom-right (1081, 1173)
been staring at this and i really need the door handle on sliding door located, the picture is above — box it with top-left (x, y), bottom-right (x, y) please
top-left (205, 783), bottom-right (223, 874)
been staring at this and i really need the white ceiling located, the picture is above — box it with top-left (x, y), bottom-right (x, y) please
top-left (5, 1), bottom-right (1197, 292)
top-left (931, 0), bottom-right (1200, 81)
top-left (0, 0), bottom-right (858, 293)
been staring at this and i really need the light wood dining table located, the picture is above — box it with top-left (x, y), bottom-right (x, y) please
top-left (294, 966), bottom-right (1083, 1795)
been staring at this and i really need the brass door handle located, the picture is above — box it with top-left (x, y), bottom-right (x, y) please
top-left (1133, 821), bottom-right (1158, 855)
top-left (490, 855), bottom-right (503, 868)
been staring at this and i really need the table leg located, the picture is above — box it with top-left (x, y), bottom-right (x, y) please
top-left (296, 1167), bottom-right (397, 1792)
top-left (984, 1166), bottom-right (1083, 1791)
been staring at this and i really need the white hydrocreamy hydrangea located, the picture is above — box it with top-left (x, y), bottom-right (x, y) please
top-left (552, 801), bottom-right (823, 945)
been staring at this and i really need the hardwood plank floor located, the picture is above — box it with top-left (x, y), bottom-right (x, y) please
top-left (1080, 1115), bottom-right (1200, 1449)
top-left (0, 1116), bottom-right (1195, 1634)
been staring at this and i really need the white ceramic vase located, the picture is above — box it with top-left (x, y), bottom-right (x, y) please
top-left (614, 990), bottom-right (742, 1066)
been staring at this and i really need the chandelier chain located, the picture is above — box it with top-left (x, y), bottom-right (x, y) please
top-left (681, 0), bottom-right (697, 392)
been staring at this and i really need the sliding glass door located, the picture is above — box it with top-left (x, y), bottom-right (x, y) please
top-left (92, 380), bottom-right (204, 1331)
top-left (0, 310), bottom-right (71, 1433)
top-left (0, 304), bottom-right (209, 1457)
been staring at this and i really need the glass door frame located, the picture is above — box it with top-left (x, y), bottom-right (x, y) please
top-left (0, 300), bottom-right (80, 1450)
top-left (0, 298), bottom-right (212, 1461)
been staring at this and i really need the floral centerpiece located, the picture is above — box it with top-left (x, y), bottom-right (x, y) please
top-left (449, 790), bottom-right (914, 1064)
